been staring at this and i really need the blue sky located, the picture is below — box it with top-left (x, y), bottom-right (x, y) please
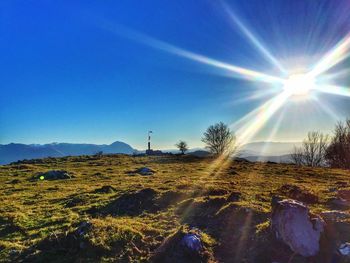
top-left (1, 0), bottom-right (350, 149)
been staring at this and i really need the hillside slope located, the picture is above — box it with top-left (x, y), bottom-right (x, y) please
top-left (0, 155), bottom-right (349, 262)
top-left (0, 141), bottom-right (134, 164)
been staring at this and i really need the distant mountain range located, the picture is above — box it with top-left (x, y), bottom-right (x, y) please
top-left (172, 141), bottom-right (301, 163)
top-left (0, 141), bottom-right (301, 165)
top-left (237, 141), bottom-right (301, 163)
top-left (238, 141), bottom-right (301, 156)
top-left (0, 141), bottom-right (135, 164)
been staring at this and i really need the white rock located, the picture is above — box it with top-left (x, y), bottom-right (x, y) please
top-left (339, 243), bottom-right (350, 256)
top-left (271, 199), bottom-right (325, 257)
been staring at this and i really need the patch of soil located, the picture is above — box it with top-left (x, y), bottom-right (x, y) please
top-left (338, 190), bottom-right (350, 201)
top-left (93, 185), bottom-right (117, 194)
top-left (278, 184), bottom-right (319, 204)
top-left (0, 217), bottom-right (26, 237)
top-left (7, 179), bottom-right (20, 184)
top-left (203, 189), bottom-right (229, 196)
top-left (20, 220), bottom-right (146, 262)
top-left (156, 190), bottom-right (190, 209)
top-left (92, 188), bottom-right (159, 216)
top-left (176, 197), bottom-right (227, 228)
top-left (212, 204), bottom-right (270, 262)
top-left (335, 181), bottom-right (348, 188)
top-left (64, 195), bottom-right (86, 208)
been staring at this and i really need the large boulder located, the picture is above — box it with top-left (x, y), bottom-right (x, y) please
top-left (271, 199), bottom-right (325, 257)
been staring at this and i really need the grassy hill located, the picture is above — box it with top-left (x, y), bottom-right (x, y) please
top-left (0, 155), bottom-right (349, 262)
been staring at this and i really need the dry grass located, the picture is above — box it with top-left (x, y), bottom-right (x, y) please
top-left (0, 154), bottom-right (349, 262)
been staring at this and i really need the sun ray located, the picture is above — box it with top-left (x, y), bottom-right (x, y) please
top-left (315, 84), bottom-right (350, 97)
top-left (319, 67), bottom-right (350, 82)
top-left (234, 91), bottom-right (291, 150)
top-left (309, 33), bottom-right (350, 77)
top-left (101, 23), bottom-right (285, 85)
top-left (309, 96), bottom-right (340, 121)
top-left (255, 107), bottom-right (287, 161)
top-left (220, 1), bottom-right (287, 74)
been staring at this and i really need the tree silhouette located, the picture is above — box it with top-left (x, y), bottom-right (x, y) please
top-left (202, 122), bottom-right (236, 155)
top-left (175, 140), bottom-right (188, 155)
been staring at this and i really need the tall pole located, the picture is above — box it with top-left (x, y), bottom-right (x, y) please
top-left (148, 131), bottom-right (152, 151)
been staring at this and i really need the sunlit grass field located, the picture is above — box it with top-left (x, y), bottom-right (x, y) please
top-left (0, 155), bottom-right (349, 262)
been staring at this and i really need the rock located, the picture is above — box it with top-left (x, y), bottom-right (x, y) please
top-left (271, 199), bottom-right (325, 257)
top-left (127, 167), bottom-right (155, 176)
top-left (33, 170), bottom-right (74, 180)
top-left (137, 167), bottom-right (155, 175)
top-left (339, 243), bottom-right (350, 256)
top-left (181, 233), bottom-right (202, 252)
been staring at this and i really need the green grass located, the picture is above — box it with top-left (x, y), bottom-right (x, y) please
top-left (0, 154), bottom-right (349, 262)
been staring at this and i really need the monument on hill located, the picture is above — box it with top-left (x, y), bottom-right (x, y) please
top-left (145, 131), bottom-right (163, 155)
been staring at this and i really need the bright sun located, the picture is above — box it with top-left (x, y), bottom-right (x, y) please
top-left (283, 73), bottom-right (315, 96)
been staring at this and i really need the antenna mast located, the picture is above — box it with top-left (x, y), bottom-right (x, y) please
top-left (148, 131), bottom-right (152, 151)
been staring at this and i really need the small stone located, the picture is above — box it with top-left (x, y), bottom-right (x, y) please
top-left (181, 233), bottom-right (202, 252)
top-left (339, 243), bottom-right (350, 256)
top-left (137, 167), bottom-right (155, 176)
top-left (76, 221), bottom-right (92, 236)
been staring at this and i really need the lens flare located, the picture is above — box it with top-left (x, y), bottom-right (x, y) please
top-left (97, 6), bottom-right (350, 148)
top-left (220, 1), bottom-right (287, 74)
top-left (309, 33), bottom-right (350, 78)
top-left (283, 74), bottom-right (315, 96)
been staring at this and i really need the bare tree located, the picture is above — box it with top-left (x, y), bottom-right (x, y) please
top-left (326, 119), bottom-right (350, 169)
top-left (202, 122), bottom-right (236, 155)
top-left (291, 131), bottom-right (329, 167)
top-left (175, 140), bottom-right (188, 155)
top-left (290, 146), bottom-right (304, 166)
